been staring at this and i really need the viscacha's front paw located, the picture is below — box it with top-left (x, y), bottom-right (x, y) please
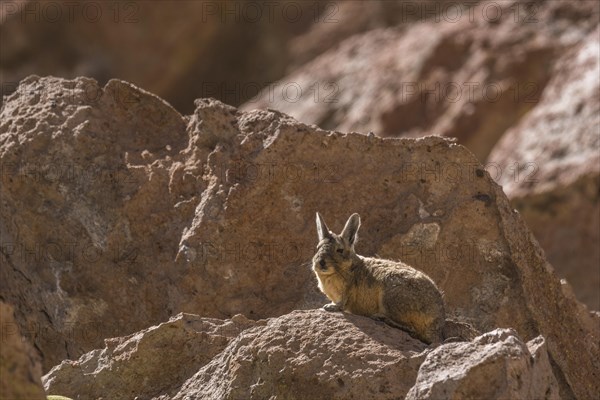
top-left (323, 303), bottom-right (341, 312)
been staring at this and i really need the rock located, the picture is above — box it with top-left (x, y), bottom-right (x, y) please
top-left (43, 311), bottom-right (559, 400)
top-left (488, 28), bottom-right (600, 310)
top-left (242, 0), bottom-right (599, 161)
top-left (0, 301), bottom-right (46, 400)
top-left (1, 76), bottom-right (190, 371)
top-left (180, 98), bottom-right (599, 398)
top-left (43, 313), bottom-right (256, 400)
top-left (0, 1), bottom-right (479, 116)
top-left (407, 329), bottom-right (559, 400)
top-left (288, 0), bottom-right (473, 69)
top-left (1, 75), bottom-right (598, 398)
top-left (173, 310), bottom-right (427, 400)
top-left (0, 0), bottom-right (316, 113)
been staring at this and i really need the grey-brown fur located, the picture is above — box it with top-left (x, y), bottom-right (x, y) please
top-left (312, 212), bottom-right (446, 344)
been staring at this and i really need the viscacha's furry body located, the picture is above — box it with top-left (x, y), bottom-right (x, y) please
top-left (312, 213), bottom-right (445, 344)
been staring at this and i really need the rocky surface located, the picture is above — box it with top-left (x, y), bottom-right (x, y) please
top-left (242, 0), bottom-right (600, 314)
top-left (488, 28), bottom-right (600, 310)
top-left (1, 75), bottom-right (598, 398)
top-left (0, 301), bottom-right (46, 400)
top-left (1, 76), bottom-right (191, 371)
top-left (407, 329), bottom-right (559, 400)
top-left (243, 0), bottom-right (599, 162)
top-left (43, 311), bottom-right (559, 400)
top-left (43, 313), bottom-right (256, 400)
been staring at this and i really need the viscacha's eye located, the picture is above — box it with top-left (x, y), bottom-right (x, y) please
top-left (336, 248), bottom-right (344, 254)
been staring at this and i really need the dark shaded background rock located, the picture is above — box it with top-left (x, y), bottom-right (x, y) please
top-left (0, 0), bottom-right (318, 114)
top-left (1, 76), bottom-right (598, 398)
top-left (0, 301), bottom-right (46, 400)
top-left (43, 311), bottom-right (559, 400)
top-left (242, 0), bottom-right (599, 162)
top-left (288, 0), bottom-right (480, 69)
top-left (488, 28), bottom-right (600, 310)
top-left (0, 0), bottom-right (466, 115)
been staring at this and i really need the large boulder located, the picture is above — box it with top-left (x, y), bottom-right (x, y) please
top-left (1, 76), bottom-right (191, 371)
top-left (242, 0), bottom-right (599, 161)
top-left (0, 76), bottom-right (597, 398)
top-left (43, 311), bottom-right (559, 400)
top-left (488, 28), bottom-right (600, 310)
top-left (0, 301), bottom-right (46, 400)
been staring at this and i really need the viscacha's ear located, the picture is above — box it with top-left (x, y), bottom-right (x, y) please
top-left (316, 212), bottom-right (331, 242)
top-left (341, 213), bottom-right (361, 246)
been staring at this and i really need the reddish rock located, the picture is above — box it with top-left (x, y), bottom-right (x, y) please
top-left (0, 301), bottom-right (46, 400)
top-left (243, 0), bottom-right (599, 161)
top-left (288, 0), bottom-right (474, 69)
top-left (1, 76), bottom-right (191, 370)
top-left (43, 311), bottom-right (559, 400)
top-left (0, 0), bottom-right (478, 115)
top-left (407, 329), bottom-right (559, 400)
top-left (43, 313), bottom-right (255, 400)
top-left (1, 76), bottom-right (597, 398)
top-left (488, 28), bottom-right (600, 310)
top-left (0, 0), bottom-right (316, 113)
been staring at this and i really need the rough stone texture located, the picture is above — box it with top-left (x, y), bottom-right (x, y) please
top-left (1, 76), bottom-right (598, 398)
top-left (0, 301), bottom-right (46, 400)
top-left (0, 76), bottom-right (191, 371)
top-left (43, 311), bottom-right (559, 400)
top-left (174, 310), bottom-right (427, 400)
top-left (43, 313), bottom-right (256, 400)
top-left (243, 0), bottom-right (599, 161)
top-left (488, 28), bottom-right (600, 310)
top-left (406, 329), bottom-right (559, 400)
